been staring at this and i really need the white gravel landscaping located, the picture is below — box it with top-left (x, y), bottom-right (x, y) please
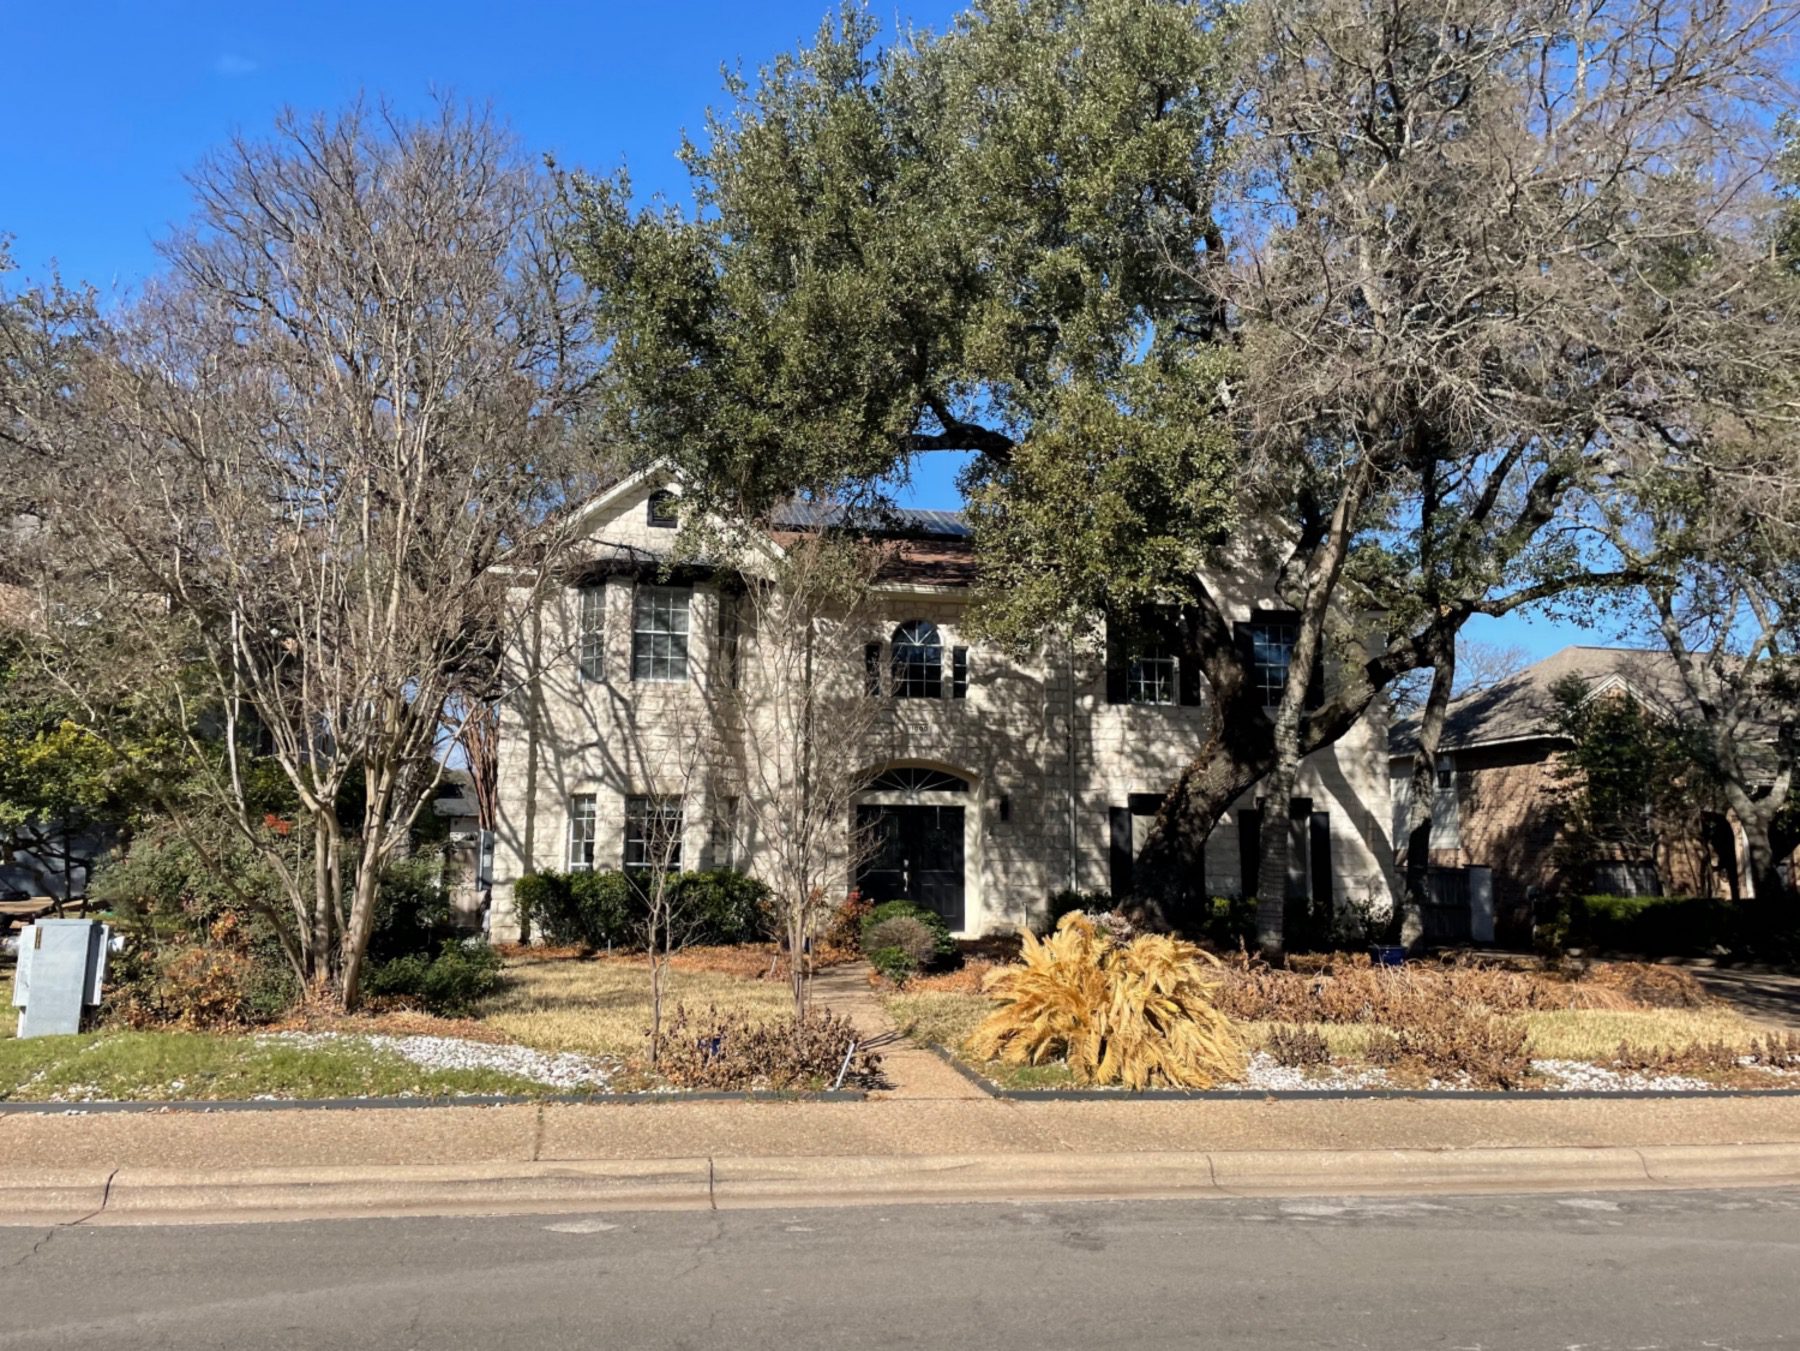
top-left (1231, 1056), bottom-right (1795, 1093)
top-left (266, 1032), bottom-right (616, 1092)
top-left (1238, 1052), bottom-right (1389, 1092)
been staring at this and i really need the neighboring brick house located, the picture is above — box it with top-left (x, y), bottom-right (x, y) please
top-left (1389, 646), bottom-right (1754, 943)
top-left (489, 467), bottom-right (1399, 939)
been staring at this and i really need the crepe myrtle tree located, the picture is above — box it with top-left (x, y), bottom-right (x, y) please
top-left (716, 528), bottom-right (888, 1018)
top-left (569, 0), bottom-right (1796, 951)
top-left (16, 99), bottom-right (599, 1006)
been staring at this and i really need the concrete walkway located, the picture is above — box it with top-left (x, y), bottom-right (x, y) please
top-left (2, 1095), bottom-right (1798, 1223)
top-left (1684, 963), bottom-right (1800, 1031)
top-left (810, 963), bottom-right (987, 1100)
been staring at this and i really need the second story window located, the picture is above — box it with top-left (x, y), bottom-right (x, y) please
top-left (1127, 648), bottom-right (1177, 705)
top-left (632, 584), bottom-right (691, 682)
top-left (646, 489), bottom-right (680, 529)
top-left (891, 619), bottom-right (943, 699)
top-left (577, 584), bottom-right (605, 683)
top-left (1247, 617), bottom-right (1300, 710)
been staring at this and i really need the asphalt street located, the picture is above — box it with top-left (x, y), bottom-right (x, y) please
top-left (0, 1188), bottom-right (1795, 1349)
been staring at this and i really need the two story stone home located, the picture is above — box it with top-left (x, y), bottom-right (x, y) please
top-left (489, 468), bottom-right (1398, 940)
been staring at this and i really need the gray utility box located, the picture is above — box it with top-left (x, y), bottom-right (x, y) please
top-left (11, 919), bottom-right (110, 1038)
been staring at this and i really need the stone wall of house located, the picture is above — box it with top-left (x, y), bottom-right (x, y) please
top-left (489, 475), bottom-right (1400, 939)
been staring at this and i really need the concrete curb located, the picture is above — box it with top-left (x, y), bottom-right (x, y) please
top-left (0, 1088), bottom-right (868, 1115)
top-left (4, 1142), bottom-right (1797, 1226)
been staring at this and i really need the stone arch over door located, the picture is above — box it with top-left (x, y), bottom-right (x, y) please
top-left (853, 760), bottom-right (983, 934)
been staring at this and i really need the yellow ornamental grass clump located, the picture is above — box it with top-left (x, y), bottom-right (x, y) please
top-left (967, 914), bottom-right (1244, 1089)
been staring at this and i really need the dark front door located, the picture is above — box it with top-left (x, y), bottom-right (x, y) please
top-left (855, 804), bottom-right (965, 930)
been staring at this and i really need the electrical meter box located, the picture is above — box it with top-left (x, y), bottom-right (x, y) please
top-left (11, 919), bottom-right (110, 1038)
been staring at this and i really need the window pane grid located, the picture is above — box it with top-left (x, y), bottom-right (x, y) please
top-left (624, 795), bottom-right (683, 870)
top-left (1250, 622), bottom-right (1298, 710)
top-left (1127, 652), bottom-right (1177, 705)
top-left (578, 585), bottom-right (604, 682)
top-left (891, 620), bottom-right (943, 699)
top-left (632, 585), bottom-right (691, 682)
top-left (568, 794), bottom-right (597, 871)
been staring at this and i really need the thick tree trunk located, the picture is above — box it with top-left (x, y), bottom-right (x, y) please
top-left (338, 835), bottom-right (387, 1010)
top-left (308, 813), bottom-right (340, 993)
top-left (1745, 825), bottom-right (1789, 910)
top-left (1254, 761), bottom-right (1299, 955)
top-left (1136, 727), bottom-right (1269, 931)
top-left (1400, 651), bottom-right (1457, 950)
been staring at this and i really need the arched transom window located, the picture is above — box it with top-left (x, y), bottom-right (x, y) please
top-left (890, 619), bottom-right (942, 699)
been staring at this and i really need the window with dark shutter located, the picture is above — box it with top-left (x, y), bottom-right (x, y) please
top-left (1104, 614), bottom-right (1128, 704)
top-left (1238, 807), bottom-right (1263, 899)
top-left (864, 642), bottom-right (883, 697)
top-left (1127, 649), bottom-right (1177, 705)
top-left (1109, 806), bottom-right (1134, 898)
top-left (951, 646), bottom-right (969, 698)
top-left (1235, 612), bottom-right (1323, 712)
top-left (891, 620), bottom-right (943, 698)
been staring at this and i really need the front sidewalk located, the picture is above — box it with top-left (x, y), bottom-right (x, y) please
top-left (3, 1091), bottom-right (1797, 1224)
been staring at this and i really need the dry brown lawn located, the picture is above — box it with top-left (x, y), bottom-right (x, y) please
top-left (886, 986), bottom-right (1766, 1066)
top-left (481, 954), bottom-right (795, 1057)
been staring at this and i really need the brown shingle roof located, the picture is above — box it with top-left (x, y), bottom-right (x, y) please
top-left (1389, 645), bottom-right (1697, 756)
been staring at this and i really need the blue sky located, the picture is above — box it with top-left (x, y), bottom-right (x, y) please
top-left (2, 0), bottom-right (1615, 663)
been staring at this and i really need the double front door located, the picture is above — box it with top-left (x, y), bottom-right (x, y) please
top-left (855, 804), bottom-right (965, 931)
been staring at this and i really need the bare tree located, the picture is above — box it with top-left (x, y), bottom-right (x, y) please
top-left (1159, 0), bottom-right (1798, 951)
top-left (721, 530), bottom-right (886, 1017)
top-left (20, 100), bottom-right (596, 1005)
top-left (627, 723), bottom-right (714, 1068)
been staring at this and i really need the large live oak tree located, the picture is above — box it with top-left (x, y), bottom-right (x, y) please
top-left (577, 0), bottom-right (1797, 948)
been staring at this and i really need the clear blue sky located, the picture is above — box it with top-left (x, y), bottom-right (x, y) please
top-left (1, 0), bottom-right (1615, 662)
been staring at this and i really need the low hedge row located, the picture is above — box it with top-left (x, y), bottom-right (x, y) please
top-left (514, 867), bottom-right (770, 950)
top-left (1539, 893), bottom-right (1795, 957)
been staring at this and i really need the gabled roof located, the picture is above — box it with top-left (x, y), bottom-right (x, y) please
top-left (773, 502), bottom-right (975, 541)
top-left (1389, 645), bottom-right (1696, 757)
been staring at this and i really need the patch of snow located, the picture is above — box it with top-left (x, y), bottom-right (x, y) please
top-left (264, 1031), bottom-right (614, 1092)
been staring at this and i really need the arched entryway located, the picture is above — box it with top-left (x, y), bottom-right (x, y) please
top-left (853, 764), bottom-right (975, 931)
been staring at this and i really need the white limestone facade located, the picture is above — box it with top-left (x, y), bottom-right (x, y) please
top-left (489, 469), bottom-right (1398, 939)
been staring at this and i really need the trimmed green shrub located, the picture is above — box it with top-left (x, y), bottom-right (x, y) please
top-left (515, 867), bottom-right (770, 950)
top-left (679, 869), bottom-right (772, 945)
top-left (569, 870), bottom-right (639, 947)
top-left (859, 900), bottom-right (955, 960)
top-left (863, 915), bottom-right (940, 968)
top-left (366, 855), bottom-right (463, 964)
top-left (363, 941), bottom-right (502, 1016)
top-left (1556, 894), bottom-right (1745, 957)
top-left (866, 945), bottom-right (919, 986)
